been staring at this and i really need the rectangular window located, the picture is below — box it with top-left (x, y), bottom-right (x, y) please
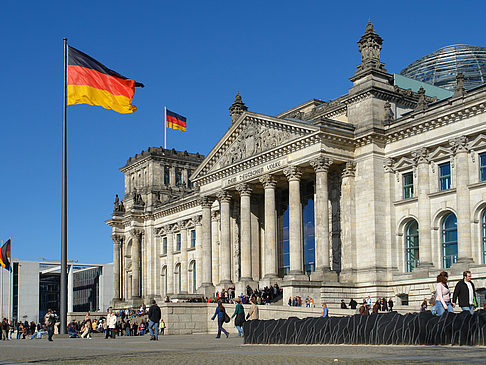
top-left (175, 167), bottom-right (181, 186)
top-left (480, 153), bottom-right (486, 181)
top-left (164, 166), bottom-right (170, 186)
top-left (163, 237), bottom-right (167, 255)
top-left (190, 230), bottom-right (196, 248)
top-left (402, 172), bottom-right (414, 199)
top-left (438, 162), bottom-right (451, 191)
top-left (176, 234), bottom-right (181, 251)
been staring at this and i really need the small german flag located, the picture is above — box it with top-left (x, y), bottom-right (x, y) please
top-left (166, 109), bottom-right (187, 131)
top-left (0, 239), bottom-right (11, 272)
top-left (68, 46), bottom-right (143, 114)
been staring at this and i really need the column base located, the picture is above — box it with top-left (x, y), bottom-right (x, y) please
top-left (126, 296), bottom-right (145, 307)
top-left (284, 270), bottom-right (309, 282)
top-left (198, 283), bottom-right (215, 298)
top-left (235, 279), bottom-right (258, 297)
top-left (259, 275), bottom-right (280, 289)
top-left (219, 280), bottom-right (234, 288)
top-left (310, 267), bottom-right (338, 283)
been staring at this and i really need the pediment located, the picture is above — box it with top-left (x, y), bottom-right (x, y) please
top-left (428, 146), bottom-right (451, 162)
top-left (469, 134), bottom-right (486, 150)
top-left (394, 156), bottom-right (414, 171)
top-left (192, 112), bottom-right (319, 181)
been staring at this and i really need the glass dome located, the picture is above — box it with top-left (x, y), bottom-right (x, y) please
top-left (400, 45), bottom-right (486, 91)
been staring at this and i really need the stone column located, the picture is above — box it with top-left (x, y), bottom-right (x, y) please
top-left (200, 197), bottom-right (215, 296)
top-left (194, 216), bottom-right (203, 291)
top-left (111, 235), bottom-right (122, 300)
top-left (236, 183), bottom-right (253, 281)
top-left (130, 229), bottom-right (143, 298)
top-left (180, 222), bottom-right (189, 293)
top-left (412, 148), bottom-right (433, 268)
top-left (211, 211), bottom-right (220, 285)
top-left (339, 162), bottom-right (356, 283)
top-left (310, 155), bottom-right (333, 278)
top-left (218, 190), bottom-right (233, 286)
top-left (166, 227), bottom-right (174, 295)
top-left (450, 136), bottom-right (473, 263)
top-left (283, 166), bottom-right (305, 279)
top-left (260, 174), bottom-right (278, 280)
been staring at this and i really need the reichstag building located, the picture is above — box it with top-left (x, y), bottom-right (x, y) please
top-left (107, 22), bottom-right (486, 308)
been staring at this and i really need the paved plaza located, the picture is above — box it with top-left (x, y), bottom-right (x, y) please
top-left (0, 334), bottom-right (485, 364)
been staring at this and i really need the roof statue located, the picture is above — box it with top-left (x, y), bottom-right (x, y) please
top-left (229, 91), bottom-right (248, 124)
top-left (453, 72), bottom-right (467, 98)
top-left (355, 20), bottom-right (387, 74)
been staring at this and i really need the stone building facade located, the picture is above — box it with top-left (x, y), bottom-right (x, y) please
top-left (107, 22), bottom-right (486, 309)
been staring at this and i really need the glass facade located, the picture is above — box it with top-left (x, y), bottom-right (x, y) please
top-left (72, 267), bottom-right (101, 312)
top-left (441, 212), bottom-right (458, 268)
top-left (302, 194), bottom-right (315, 276)
top-left (39, 273), bottom-right (60, 320)
top-left (405, 220), bottom-right (419, 272)
top-left (402, 172), bottom-right (414, 199)
top-left (480, 153), bottom-right (486, 181)
top-left (400, 45), bottom-right (486, 91)
top-left (439, 162), bottom-right (451, 191)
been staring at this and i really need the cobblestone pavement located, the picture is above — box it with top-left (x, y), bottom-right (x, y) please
top-left (1, 335), bottom-right (485, 364)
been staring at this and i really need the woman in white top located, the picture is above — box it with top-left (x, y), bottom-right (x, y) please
top-left (435, 271), bottom-right (455, 316)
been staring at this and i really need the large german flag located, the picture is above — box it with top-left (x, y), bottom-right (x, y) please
top-left (0, 239), bottom-right (11, 272)
top-left (68, 46), bottom-right (143, 113)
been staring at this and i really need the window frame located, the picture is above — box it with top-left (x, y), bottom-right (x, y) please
top-left (438, 162), bottom-right (451, 191)
top-left (405, 220), bottom-right (419, 272)
top-left (402, 171), bottom-right (414, 199)
top-left (480, 153), bottom-right (486, 182)
top-left (441, 212), bottom-right (458, 268)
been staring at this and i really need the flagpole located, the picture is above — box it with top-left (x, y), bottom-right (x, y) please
top-left (164, 106), bottom-right (167, 149)
top-left (1, 240), bottom-right (3, 321)
top-left (8, 237), bottom-right (11, 322)
top-left (60, 38), bottom-right (68, 334)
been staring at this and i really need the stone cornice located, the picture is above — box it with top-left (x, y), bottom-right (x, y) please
top-left (386, 99), bottom-right (486, 144)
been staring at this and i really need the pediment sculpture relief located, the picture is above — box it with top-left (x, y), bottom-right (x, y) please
top-left (218, 121), bottom-right (301, 168)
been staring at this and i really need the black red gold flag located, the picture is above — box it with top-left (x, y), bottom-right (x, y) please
top-left (166, 109), bottom-right (187, 131)
top-left (0, 239), bottom-right (11, 272)
top-left (67, 46), bottom-right (143, 113)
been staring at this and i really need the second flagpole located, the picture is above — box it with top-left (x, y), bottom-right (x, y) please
top-left (164, 106), bottom-right (167, 149)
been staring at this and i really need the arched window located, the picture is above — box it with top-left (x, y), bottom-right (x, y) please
top-left (405, 220), bottom-right (419, 272)
top-left (175, 263), bottom-right (181, 293)
top-left (441, 212), bottom-right (458, 268)
top-left (482, 210), bottom-right (486, 264)
top-left (161, 266), bottom-right (167, 297)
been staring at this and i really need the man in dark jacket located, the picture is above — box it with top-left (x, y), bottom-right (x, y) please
top-left (148, 299), bottom-right (161, 341)
top-left (453, 270), bottom-right (477, 315)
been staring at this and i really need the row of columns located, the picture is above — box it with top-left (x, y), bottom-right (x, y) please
top-left (112, 153), bottom-right (338, 301)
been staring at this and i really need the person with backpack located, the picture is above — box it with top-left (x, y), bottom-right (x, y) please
top-left (211, 300), bottom-right (229, 338)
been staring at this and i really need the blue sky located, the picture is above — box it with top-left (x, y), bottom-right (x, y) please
top-left (1, 0), bottom-right (484, 264)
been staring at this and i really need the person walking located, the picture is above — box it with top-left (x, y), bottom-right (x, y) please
top-left (453, 270), bottom-right (478, 315)
top-left (231, 297), bottom-right (245, 337)
top-left (246, 297), bottom-right (259, 321)
top-left (44, 309), bottom-right (57, 342)
top-left (159, 319), bottom-right (165, 335)
top-left (435, 271), bottom-right (455, 316)
top-left (148, 299), bottom-right (161, 341)
top-left (388, 297), bottom-right (394, 312)
top-left (80, 312), bottom-right (92, 339)
top-left (105, 308), bottom-right (117, 339)
top-left (321, 304), bottom-right (329, 317)
top-left (211, 300), bottom-right (229, 338)
top-left (1, 318), bottom-right (8, 340)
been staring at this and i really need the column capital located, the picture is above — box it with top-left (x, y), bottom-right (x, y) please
top-left (217, 189), bottom-right (232, 203)
top-left (129, 228), bottom-right (144, 239)
top-left (198, 195), bottom-right (215, 208)
top-left (192, 214), bottom-right (203, 226)
top-left (310, 155), bottom-right (333, 173)
top-left (283, 166), bottom-right (302, 181)
top-left (111, 234), bottom-right (123, 245)
top-left (383, 158), bottom-right (396, 173)
top-left (259, 174), bottom-right (277, 189)
top-left (411, 147), bottom-right (430, 165)
top-left (449, 136), bottom-right (469, 154)
top-left (211, 210), bottom-right (220, 221)
top-left (236, 183), bottom-right (252, 196)
top-left (342, 162), bottom-right (356, 177)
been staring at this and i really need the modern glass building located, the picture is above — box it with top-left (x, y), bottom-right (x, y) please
top-left (400, 45), bottom-right (486, 91)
